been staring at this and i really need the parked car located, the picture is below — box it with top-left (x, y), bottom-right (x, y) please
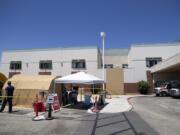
top-left (154, 83), bottom-right (171, 97)
top-left (170, 82), bottom-right (180, 98)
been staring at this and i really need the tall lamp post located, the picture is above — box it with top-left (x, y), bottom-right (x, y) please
top-left (100, 32), bottom-right (106, 90)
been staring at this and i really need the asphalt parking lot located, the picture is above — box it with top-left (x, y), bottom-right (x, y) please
top-left (131, 96), bottom-right (180, 135)
top-left (0, 108), bottom-right (88, 135)
top-left (0, 104), bottom-right (159, 135)
top-left (2, 95), bottom-right (179, 135)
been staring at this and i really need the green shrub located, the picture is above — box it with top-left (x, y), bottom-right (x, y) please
top-left (137, 81), bottom-right (149, 94)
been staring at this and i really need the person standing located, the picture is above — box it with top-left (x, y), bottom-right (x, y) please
top-left (0, 81), bottom-right (14, 113)
top-left (71, 86), bottom-right (78, 105)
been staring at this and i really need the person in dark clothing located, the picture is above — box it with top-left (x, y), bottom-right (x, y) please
top-left (71, 86), bottom-right (78, 105)
top-left (62, 89), bottom-right (68, 106)
top-left (0, 81), bottom-right (14, 113)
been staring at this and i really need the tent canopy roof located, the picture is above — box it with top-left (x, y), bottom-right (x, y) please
top-left (55, 72), bottom-right (104, 84)
top-left (3, 74), bottom-right (56, 90)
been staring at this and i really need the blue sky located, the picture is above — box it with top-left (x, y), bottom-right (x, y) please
top-left (0, 0), bottom-right (180, 53)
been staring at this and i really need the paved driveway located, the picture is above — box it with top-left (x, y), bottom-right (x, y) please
top-left (0, 106), bottom-right (159, 135)
top-left (131, 96), bottom-right (180, 135)
top-left (0, 108), bottom-right (84, 135)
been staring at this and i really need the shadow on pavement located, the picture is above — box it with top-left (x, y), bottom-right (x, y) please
top-left (0, 109), bottom-right (31, 115)
top-left (62, 102), bottom-right (108, 111)
top-left (87, 111), bottom-right (160, 135)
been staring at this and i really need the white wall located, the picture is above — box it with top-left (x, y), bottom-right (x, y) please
top-left (123, 68), bottom-right (135, 83)
top-left (127, 43), bottom-right (180, 83)
top-left (128, 43), bottom-right (180, 62)
top-left (0, 47), bottom-right (100, 78)
top-left (105, 55), bottom-right (128, 68)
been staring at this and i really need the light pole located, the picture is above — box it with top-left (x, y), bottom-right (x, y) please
top-left (100, 32), bottom-right (106, 90)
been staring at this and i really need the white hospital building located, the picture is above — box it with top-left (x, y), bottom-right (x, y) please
top-left (0, 42), bottom-right (180, 94)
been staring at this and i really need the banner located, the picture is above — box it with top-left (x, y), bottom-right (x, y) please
top-left (51, 93), bottom-right (60, 112)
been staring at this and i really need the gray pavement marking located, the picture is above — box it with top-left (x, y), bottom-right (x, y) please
top-left (98, 113), bottom-right (123, 120)
top-left (123, 112), bottom-right (138, 135)
top-left (96, 119), bottom-right (127, 128)
top-left (131, 96), bottom-right (180, 135)
top-left (91, 112), bottom-right (99, 135)
top-left (109, 128), bottom-right (131, 135)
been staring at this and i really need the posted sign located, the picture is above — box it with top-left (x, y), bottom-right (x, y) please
top-left (51, 93), bottom-right (60, 112)
top-left (47, 95), bottom-right (54, 104)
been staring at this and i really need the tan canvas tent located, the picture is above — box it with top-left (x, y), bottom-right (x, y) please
top-left (2, 74), bottom-right (56, 108)
top-left (0, 72), bottom-right (7, 84)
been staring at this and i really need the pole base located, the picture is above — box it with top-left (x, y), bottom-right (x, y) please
top-left (46, 117), bottom-right (53, 120)
top-left (91, 106), bottom-right (99, 113)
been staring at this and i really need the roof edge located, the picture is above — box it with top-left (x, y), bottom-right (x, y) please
top-left (3, 46), bottom-right (98, 53)
top-left (131, 42), bottom-right (180, 48)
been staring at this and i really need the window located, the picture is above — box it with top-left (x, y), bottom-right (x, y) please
top-left (39, 72), bottom-right (51, 75)
top-left (122, 64), bottom-right (128, 68)
top-left (39, 60), bottom-right (52, 70)
top-left (10, 61), bottom-right (22, 70)
top-left (146, 57), bottom-right (162, 68)
top-left (72, 59), bottom-right (86, 69)
top-left (104, 64), bottom-right (113, 69)
top-left (71, 71), bottom-right (78, 74)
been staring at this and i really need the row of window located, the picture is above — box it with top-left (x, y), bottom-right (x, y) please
top-left (9, 57), bottom-right (162, 70)
top-left (10, 59), bottom-right (86, 70)
top-left (104, 64), bottom-right (128, 69)
top-left (103, 57), bottom-right (162, 69)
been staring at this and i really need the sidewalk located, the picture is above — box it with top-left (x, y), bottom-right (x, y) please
top-left (88, 95), bottom-right (143, 114)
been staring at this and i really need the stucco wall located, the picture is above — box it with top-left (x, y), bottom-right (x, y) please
top-left (104, 55), bottom-right (128, 68)
top-left (123, 68), bottom-right (135, 83)
top-left (1, 47), bottom-right (102, 78)
top-left (127, 43), bottom-right (180, 83)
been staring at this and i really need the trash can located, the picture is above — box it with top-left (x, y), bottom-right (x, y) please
top-left (98, 91), bottom-right (106, 105)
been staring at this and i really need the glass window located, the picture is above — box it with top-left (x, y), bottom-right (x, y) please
top-left (171, 82), bottom-right (180, 88)
top-left (146, 57), bottom-right (162, 68)
top-left (104, 64), bottom-right (113, 69)
top-left (122, 64), bottom-right (128, 68)
top-left (39, 60), bottom-right (52, 70)
top-left (10, 61), bottom-right (22, 70)
top-left (72, 59), bottom-right (86, 69)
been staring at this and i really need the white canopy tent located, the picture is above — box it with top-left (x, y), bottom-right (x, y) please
top-left (55, 72), bottom-right (104, 84)
top-left (54, 72), bottom-right (104, 96)
top-left (54, 72), bottom-right (105, 103)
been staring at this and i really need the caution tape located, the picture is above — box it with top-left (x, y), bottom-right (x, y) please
top-left (0, 96), bottom-right (14, 98)
top-left (0, 96), bottom-right (37, 99)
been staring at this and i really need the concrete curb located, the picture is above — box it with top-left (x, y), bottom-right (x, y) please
top-left (87, 96), bottom-right (133, 114)
top-left (125, 94), bottom-right (155, 112)
top-left (127, 97), bottom-right (133, 111)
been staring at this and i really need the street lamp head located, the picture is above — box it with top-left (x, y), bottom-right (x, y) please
top-left (100, 32), bottom-right (106, 38)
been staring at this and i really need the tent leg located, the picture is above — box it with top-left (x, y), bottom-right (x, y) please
top-left (53, 81), bottom-right (55, 93)
top-left (81, 88), bottom-right (82, 102)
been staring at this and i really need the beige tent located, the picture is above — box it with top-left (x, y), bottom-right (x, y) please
top-left (2, 74), bottom-right (57, 108)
